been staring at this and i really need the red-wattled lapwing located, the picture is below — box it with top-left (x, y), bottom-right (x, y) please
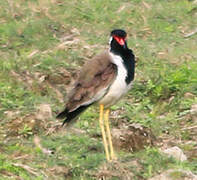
top-left (57, 29), bottom-right (135, 161)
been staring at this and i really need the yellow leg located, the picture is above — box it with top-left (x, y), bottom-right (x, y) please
top-left (104, 109), bottom-right (115, 160)
top-left (99, 104), bottom-right (110, 161)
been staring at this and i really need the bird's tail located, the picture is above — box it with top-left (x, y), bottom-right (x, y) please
top-left (56, 105), bottom-right (91, 126)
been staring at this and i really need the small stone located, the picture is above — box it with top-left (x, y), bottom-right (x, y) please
top-left (191, 104), bottom-right (197, 114)
top-left (184, 92), bottom-right (195, 99)
top-left (149, 169), bottom-right (197, 180)
top-left (36, 104), bottom-right (52, 120)
top-left (162, 146), bottom-right (187, 161)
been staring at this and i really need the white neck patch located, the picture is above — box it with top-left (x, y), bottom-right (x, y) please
top-left (98, 52), bottom-right (132, 107)
top-left (108, 36), bottom-right (113, 46)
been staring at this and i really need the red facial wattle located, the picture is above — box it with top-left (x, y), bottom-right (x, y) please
top-left (113, 36), bottom-right (126, 46)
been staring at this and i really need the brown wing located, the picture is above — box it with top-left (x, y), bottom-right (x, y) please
top-left (66, 51), bottom-right (117, 112)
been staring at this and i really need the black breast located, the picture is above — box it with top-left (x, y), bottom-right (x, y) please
top-left (122, 49), bottom-right (135, 84)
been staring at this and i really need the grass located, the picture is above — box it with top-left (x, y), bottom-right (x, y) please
top-left (0, 0), bottom-right (197, 179)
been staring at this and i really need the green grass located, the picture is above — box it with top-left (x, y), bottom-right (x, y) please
top-left (0, 0), bottom-right (197, 179)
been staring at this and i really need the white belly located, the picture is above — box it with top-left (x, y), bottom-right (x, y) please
top-left (99, 52), bottom-right (132, 107)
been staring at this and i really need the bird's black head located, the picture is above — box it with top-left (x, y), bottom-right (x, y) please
top-left (111, 29), bottom-right (127, 39)
top-left (109, 29), bottom-right (128, 54)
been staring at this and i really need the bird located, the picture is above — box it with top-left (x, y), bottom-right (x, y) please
top-left (57, 29), bottom-right (135, 161)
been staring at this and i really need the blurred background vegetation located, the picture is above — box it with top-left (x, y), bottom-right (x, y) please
top-left (0, 0), bottom-right (197, 179)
